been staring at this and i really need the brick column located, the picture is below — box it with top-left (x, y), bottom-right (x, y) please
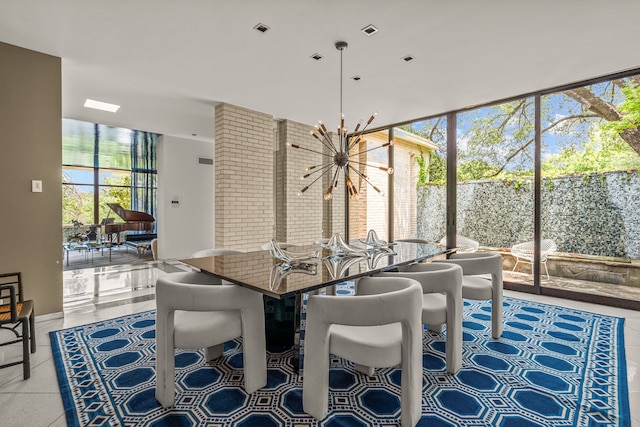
top-left (275, 119), bottom-right (324, 245)
top-left (215, 103), bottom-right (275, 251)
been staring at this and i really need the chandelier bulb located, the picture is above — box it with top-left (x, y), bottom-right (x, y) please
top-left (387, 167), bottom-right (394, 175)
top-left (324, 185), bottom-right (334, 200)
top-left (285, 141), bottom-right (292, 147)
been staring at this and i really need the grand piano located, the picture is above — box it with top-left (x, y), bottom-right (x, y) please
top-left (103, 203), bottom-right (155, 244)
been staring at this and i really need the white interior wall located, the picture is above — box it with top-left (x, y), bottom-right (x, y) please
top-left (157, 135), bottom-right (214, 259)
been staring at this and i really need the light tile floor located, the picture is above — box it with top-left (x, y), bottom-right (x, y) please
top-left (1, 263), bottom-right (638, 426)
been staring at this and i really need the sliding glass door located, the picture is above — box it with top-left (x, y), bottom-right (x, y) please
top-left (455, 99), bottom-right (535, 287)
top-left (540, 76), bottom-right (640, 303)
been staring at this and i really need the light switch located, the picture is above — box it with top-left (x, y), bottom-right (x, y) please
top-left (32, 180), bottom-right (43, 192)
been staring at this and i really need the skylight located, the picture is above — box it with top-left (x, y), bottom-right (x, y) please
top-left (84, 99), bottom-right (120, 113)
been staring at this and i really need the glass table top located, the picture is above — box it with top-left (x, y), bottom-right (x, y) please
top-left (180, 241), bottom-right (449, 299)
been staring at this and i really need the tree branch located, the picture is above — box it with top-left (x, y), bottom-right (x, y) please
top-left (484, 113), bottom-right (599, 178)
top-left (565, 87), bottom-right (623, 121)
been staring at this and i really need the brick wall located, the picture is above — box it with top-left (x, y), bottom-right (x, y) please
top-left (275, 119), bottom-right (324, 245)
top-left (215, 103), bottom-right (275, 251)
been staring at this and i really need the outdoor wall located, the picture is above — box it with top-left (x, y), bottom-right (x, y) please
top-left (0, 42), bottom-right (63, 315)
top-left (418, 170), bottom-right (640, 258)
top-left (157, 135), bottom-right (214, 259)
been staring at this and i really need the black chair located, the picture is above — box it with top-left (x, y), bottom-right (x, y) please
top-left (0, 272), bottom-right (36, 379)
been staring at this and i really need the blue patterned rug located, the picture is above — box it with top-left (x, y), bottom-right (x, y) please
top-left (50, 295), bottom-right (630, 427)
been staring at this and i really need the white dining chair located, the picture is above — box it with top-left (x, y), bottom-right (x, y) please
top-left (155, 271), bottom-right (267, 407)
top-left (303, 276), bottom-right (423, 427)
top-left (260, 241), bottom-right (298, 250)
top-left (375, 262), bottom-right (463, 374)
top-left (439, 235), bottom-right (480, 253)
top-left (191, 248), bottom-right (244, 258)
top-left (437, 252), bottom-right (503, 339)
top-left (188, 248), bottom-right (244, 282)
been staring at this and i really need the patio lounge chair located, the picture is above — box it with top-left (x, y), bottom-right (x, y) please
top-left (511, 239), bottom-right (557, 279)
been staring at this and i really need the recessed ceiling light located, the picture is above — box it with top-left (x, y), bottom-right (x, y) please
top-left (351, 75), bottom-right (362, 81)
top-left (310, 53), bottom-right (323, 61)
top-left (361, 24), bottom-right (379, 36)
top-left (83, 99), bottom-right (120, 113)
top-left (402, 54), bottom-right (415, 62)
top-left (253, 23), bottom-right (270, 33)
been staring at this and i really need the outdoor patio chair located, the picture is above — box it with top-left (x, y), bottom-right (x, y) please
top-left (439, 235), bottom-right (479, 253)
top-left (0, 272), bottom-right (36, 380)
top-left (155, 271), bottom-right (267, 407)
top-left (511, 239), bottom-right (557, 279)
top-left (303, 276), bottom-right (423, 427)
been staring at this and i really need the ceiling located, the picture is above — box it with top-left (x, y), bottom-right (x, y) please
top-left (2, 0), bottom-right (639, 143)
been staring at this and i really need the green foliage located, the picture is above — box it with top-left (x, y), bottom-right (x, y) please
top-left (513, 178), bottom-right (524, 190)
top-left (62, 171), bottom-right (132, 225)
top-left (542, 127), bottom-right (640, 177)
top-left (62, 182), bottom-right (93, 225)
top-left (457, 159), bottom-right (499, 182)
top-left (428, 150), bottom-right (446, 184)
top-left (603, 83), bottom-right (640, 134)
top-left (416, 150), bottom-right (428, 186)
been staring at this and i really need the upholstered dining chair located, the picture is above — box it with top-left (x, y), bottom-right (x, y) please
top-left (303, 276), bottom-right (423, 427)
top-left (374, 262), bottom-right (463, 374)
top-left (439, 235), bottom-right (480, 253)
top-left (437, 252), bottom-right (504, 339)
top-left (0, 272), bottom-right (36, 380)
top-left (189, 248), bottom-right (244, 282)
top-left (155, 271), bottom-right (267, 407)
top-left (395, 238), bottom-right (432, 244)
top-left (260, 241), bottom-right (298, 250)
top-left (191, 248), bottom-right (245, 258)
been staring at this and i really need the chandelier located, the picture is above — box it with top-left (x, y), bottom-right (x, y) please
top-left (288, 41), bottom-right (393, 201)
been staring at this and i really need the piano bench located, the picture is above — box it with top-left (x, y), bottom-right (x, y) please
top-left (124, 240), bottom-right (153, 257)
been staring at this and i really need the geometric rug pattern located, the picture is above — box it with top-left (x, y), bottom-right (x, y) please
top-left (50, 294), bottom-right (630, 427)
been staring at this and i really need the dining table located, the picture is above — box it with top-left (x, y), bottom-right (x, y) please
top-left (180, 240), bottom-right (452, 370)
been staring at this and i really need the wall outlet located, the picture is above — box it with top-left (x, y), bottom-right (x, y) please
top-left (31, 180), bottom-right (42, 192)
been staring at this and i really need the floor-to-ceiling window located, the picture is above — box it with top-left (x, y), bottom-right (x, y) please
top-left (353, 68), bottom-right (640, 309)
top-left (395, 117), bottom-right (447, 241)
top-left (62, 119), bottom-right (157, 241)
top-left (540, 76), bottom-right (640, 302)
top-left (455, 98), bottom-right (536, 286)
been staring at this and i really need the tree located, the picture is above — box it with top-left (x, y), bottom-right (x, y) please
top-left (457, 76), bottom-right (640, 180)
